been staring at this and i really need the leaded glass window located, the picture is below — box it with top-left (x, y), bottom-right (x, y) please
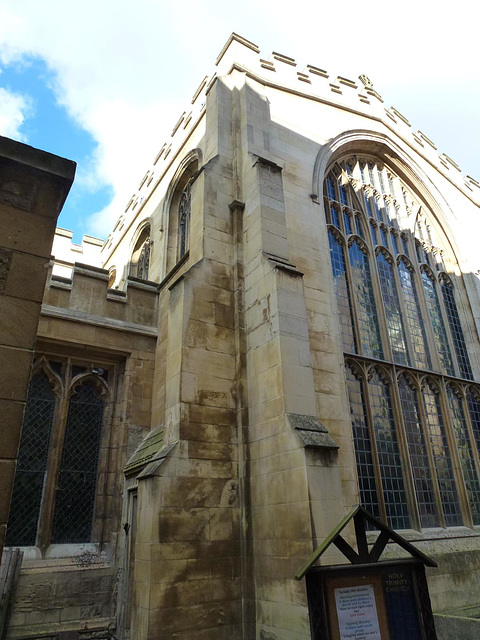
top-left (349, 240), bottom-right (383, 359)
top-left (178, 183), bottom-right (191, 259)
top-left (323, 155), bottom-right (479, 531)
top-left (6, 359), bottom-right (109, 548)
top-left (368, 370), bottom-right (410, 529)
top-left (346, 365), bottom-right (380, 519)
top-left (422, 383), bottom-right (462, 526)
top-left (447, 387), bottom-right (480, 525)
top-left (51, 381), bottom-right (104, 543)
top-left (6, 372), bottom-right (56, 546)
top-left (376, 252), bottom-right (408, 365)
top-left (440, 276), bottom-right (473, 380)
top-left (398, 260), bottom-right (431, 370)
top-left (398, 376), bottom-right (439, 528)
top-left (328, 231), bottom-right (356, 353)
top-left (421, 269), bottom-right (454, 376)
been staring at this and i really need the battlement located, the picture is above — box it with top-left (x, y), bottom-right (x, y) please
top-left (42, 261), bottom-right (158, 335)
top-left (53, 227), bottom-right (104, 278)
top-left (102, 33), bottom-right (479, 264)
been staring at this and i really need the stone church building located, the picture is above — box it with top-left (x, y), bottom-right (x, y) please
top-left (2, 33), bottom-right (480, 640)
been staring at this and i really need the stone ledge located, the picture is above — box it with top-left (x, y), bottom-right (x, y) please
top-left (287, 413), bottom-right (339, 449)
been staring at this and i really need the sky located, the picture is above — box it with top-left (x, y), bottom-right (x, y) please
top-left (0, 0), bottom-right (478, 243)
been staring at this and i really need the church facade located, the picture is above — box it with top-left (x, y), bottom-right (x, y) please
top-left (4, 33), bottom-right (480, 640)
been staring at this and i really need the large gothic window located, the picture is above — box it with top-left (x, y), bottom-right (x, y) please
top-left (6, 358), bottom-right (109, 549)
top-left (324, 155), bottom-right (480, 531)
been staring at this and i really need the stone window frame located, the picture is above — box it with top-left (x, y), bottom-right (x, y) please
top-left (163, 150), bottom-right (201, 274)
top-left (6, 355), bottom-right (115, 556)
top-left (129, 220), bottom-right (152, 280)
top-left (324, 155), bottom-right (480, 532)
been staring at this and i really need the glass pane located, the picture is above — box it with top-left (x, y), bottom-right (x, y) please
top-left (328, 231), bottom-right (357, 353)
top-left (391, 233), bottom-right (399, 256)
top-left (422, 271), bottom-right (454, 376)
top-left (326, 175), bottom-right (336, 200)
top-left (6, 372), bottom-right (56, 546)
top-left (398, 377), bottom-right (439, 527)
top-left (370, 221), bottom-right (378, 245)
top-left (369, 371), bottom-right (410, 529)
top-left (423, 385), bottom-right (462, 526)
top-left (401, 234), bottom-right (409, 257)
top-left (355, 215), bottom-right (364, 239)
top-left (343, 211), bottom-right (353, 235)
top-left (398, 262), bottom-right (431, 370)
top-left (379, 226), bottom-right (388, 248)
top-left (330, 205), bottom-right (340, 228)
top-left (51, 381), bottom-right (104, 543)
top-left (346, 366), bottom-right (380, 519)
top-left (441, 282), bottom-right (473, 380)
top-left (448, 389), bottom-right (480, 525)
top-left (377, 253), bottom-right (409, 365)
top-left (349, 241), bottom-right (383, 359)
top-left (339, 183), bottom-right (348, 206)
top-left (467, 392), bottom-right (480, 455)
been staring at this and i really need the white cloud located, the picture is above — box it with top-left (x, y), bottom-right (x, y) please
top-left (0, 0), bottom-right (478, 239)
top-left (0, 86), bottom-right (33, 141)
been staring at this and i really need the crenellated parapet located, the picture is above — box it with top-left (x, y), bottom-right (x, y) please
top-left (101, 34), bottom-right (478, 268)
top-left (42, 261), bottom-right (158, 336)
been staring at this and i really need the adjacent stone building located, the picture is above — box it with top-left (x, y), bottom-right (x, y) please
top-left (4, 33), bottom-right (480, 640)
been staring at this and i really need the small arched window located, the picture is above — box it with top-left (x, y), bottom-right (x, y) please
top-left (178, 182), bottom-right (191, 260)
top-left (130, 225), bottom-right (151, 280)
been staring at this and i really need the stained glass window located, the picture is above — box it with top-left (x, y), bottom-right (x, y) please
top-left (398, 260), bottom-right (431, 370)
top-left (421, 270), bottom-right (454, 376)
top-left (349, 240), bottom-right (383, 359)
top-left (6, 372), bottom-right (56, 546)
top-left (423, 384), bottom-right (462, 526)
top-left (441, 278), bottom-right (473, 380)
top-left (398, 376), bottom-right (439, 528)
top-left (328, 231), bottom-right (356, 353)
top-left (376, 252), bottom-right (409, 365)
top-left (346, 366), bottom-right (380, 519)
top-left (448, 387), bottom-right (480, 525)
top-left (324, 157), bottom-right (478, 531)
top-left (369, 370), bottom-right (410, 529)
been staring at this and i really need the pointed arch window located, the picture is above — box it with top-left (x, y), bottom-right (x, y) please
top-left (346, 365), bottom-right (380, 519)
top-left (323, 155), bottom-right (479, 531)
top-left (421, 269), bottom-right (454, 376)
top-left (376, 251), bottom-right (408, 365)
top-left (447, 386), bottom-right (480, 525)
top-left (6, 359), bottom-right (110, 549)
top-left (422, 382), bottom-right (462, 526)
top-left (6, 372), bottom-right (56, 546)
top-left (328, 230), bottom-right (356, 353)
top-left (130, 225), bottom-right (151, 280)
top-left (398, 375), bottom-right (439, 528)
top-left (440, 275), bottom-right (473, 380)
top-left (349, 240), bottom-right (383, 359)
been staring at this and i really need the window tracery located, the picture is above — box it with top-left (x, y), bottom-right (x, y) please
top-left (324, 155), bottom-right (480, 531)
top-left (6, 358), bottom-right (110, 549)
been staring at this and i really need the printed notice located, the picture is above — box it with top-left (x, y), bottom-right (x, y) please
top-left (334, 584), bottom-right (381, 640)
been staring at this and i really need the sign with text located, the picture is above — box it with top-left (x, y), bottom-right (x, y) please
top-left (334, 584), bottom-right (381, 640)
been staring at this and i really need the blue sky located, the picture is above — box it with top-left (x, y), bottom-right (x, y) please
top-left (1, 0), bottom-right (479, 243)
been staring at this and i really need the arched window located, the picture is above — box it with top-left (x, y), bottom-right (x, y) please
top-left (6, 359), bottom-right (109, 548)
top-left (130, 224), bottom-right (151, 280)
top-left (324, 155), bottom-right (480, 530)
top-left (6, 372), bottom-right (56, 546)
top-left (178, 182), bottom-right (191, 260)
top-left (166, 156), bottom-right (199, 272)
